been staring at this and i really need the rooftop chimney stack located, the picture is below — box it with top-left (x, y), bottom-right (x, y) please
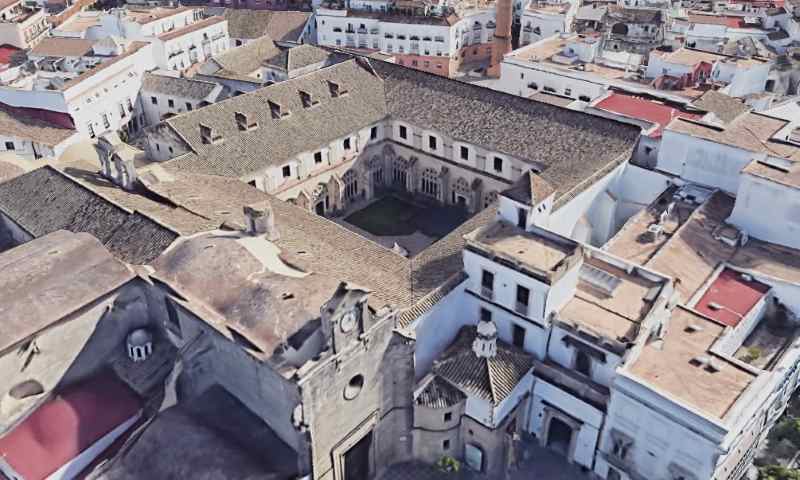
top-left (488, 0), bottom-right (513, 77)
top-left (243, 201), bottom-right (279, 241)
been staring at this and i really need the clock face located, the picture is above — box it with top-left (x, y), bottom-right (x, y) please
top-left (340, 311), bottom-right (357, 333)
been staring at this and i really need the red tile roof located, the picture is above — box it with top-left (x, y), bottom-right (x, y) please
top-left (0, 374), bottom-right (142, 480)
top-left (688, 13), bottom-right (748, 28)
top-left (0, 44), bottom-right (20, 64)
top-left (594, 92), bottom-right (701, 137)
top-left (695, 268), bottom-right (770, 327)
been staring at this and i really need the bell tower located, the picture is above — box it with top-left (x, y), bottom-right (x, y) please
top-left (488, 0), bottom-right (513, 77)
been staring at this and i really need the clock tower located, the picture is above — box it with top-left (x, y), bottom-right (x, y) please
top-left (321, 282), bottom-right (372, 354)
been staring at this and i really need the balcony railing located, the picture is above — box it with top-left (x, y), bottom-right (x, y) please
top-left (481, 286), bottom-right (494, 300)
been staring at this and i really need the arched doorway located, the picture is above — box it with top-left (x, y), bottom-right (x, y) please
top-left (547, 417), bottom-right (573, 456)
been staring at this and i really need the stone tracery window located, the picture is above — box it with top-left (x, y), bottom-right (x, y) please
top-left (421, 168), bottom-right (440, 200)
top-left (343, 170), bottom-right (359, 200)
top-left (392, 157), bottom-right (408, 189)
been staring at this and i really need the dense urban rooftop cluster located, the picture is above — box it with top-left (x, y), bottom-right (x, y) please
top-left (0, 0), bottom-right (799, 478)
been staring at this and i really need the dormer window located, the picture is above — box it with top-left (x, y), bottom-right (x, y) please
top-left (268, 100), bottom-right (288, 120)
top-left (299, 90), bottom-right (317, 108)
top-left (327, 80), bottom-right (347, 98)
top-left (235, 111), bottom-right (258, 131)
top-left (199, 123), bottom-right (222, 144)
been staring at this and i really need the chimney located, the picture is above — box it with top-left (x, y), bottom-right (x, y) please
top-left (243, 201), bottom-right (279, 241)
top-left (472, 317), bottom-right (498, 358)
top-left (488, 0), bottom-right (513, 77)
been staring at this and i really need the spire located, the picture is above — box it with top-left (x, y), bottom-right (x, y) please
top-left (472, 318), bottom-right (498, 358)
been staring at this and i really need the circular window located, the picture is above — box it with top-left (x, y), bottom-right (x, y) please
top-left (343, 374), bottom-right (364, 400)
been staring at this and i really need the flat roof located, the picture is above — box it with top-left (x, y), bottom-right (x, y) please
top-left (607, 191), bottom-right (800, 301)
top-left (0, 230), bottom-right (134, 354)
top-left (627, 306), bottom-right (757, 420)
top-left (0, 373), bottom-right (141, 480)
top-left (666, 113), bottom-right (800, 162)
top-left (694, 268), bottom-right (770, 327)
top-left (158, 16), bottom-right (226, 41)
top-left (125, 6), bottom-right (193, 24)
top-left (742, 157), bottom-right (800, 190)
top-left (594, 92), bottom-right (702, 137)
top-left (467, 221), bottom-right (579, 279)
top-left (559, 255), bottom-right (663, 341)
top-left (650, 47), bottom-right (766, 67)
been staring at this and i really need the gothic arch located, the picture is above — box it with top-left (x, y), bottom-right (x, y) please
top-left (343, 169), bottom-right (359, 200)
top-left (420, 168), bottom-right (441, 200)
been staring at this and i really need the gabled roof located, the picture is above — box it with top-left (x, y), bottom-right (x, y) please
top-left (264, 44), bottom-right (338, 71)
top-left (209, 35), bottom-right (281, 75)
top-left (692, 90), bottom-right (750, 125)
top-left (222, 8), bottom-right (310, 42)
top-left (501, 170), bottom-right (555, 206)
top-left (434, 327), bottom-right (534, 405)
top-left (141, 72), bottom-right (220, 100)
top-left (0, 166), bottom-right (181, 264)
top-left (29, 37), bottom-right (94, 57)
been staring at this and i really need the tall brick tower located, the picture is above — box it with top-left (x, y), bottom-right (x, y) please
top-left (487, 0), bottom-right (513, 77)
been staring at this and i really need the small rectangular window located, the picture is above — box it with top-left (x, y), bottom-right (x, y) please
top-left (186, 102), bottom-right (193, 111)
top-left (282, 165), bottom-right (291, 178)
top-left (517, 208), bottom-right (526, 228)
top-left (512, 324), bottom-right (525, 348)
top-left (516, 285), bottom-right (530, 306)
top-left (460, 145), bottom-right (469, 160)
top-left (314, 151), bottom-right (323, 164)
top-left (428, 135), bottom-right (437, 150)
top-left (443, 439), bottom-right (451, 450)
top-left (4, 141), bottom-right (13, 150)
top-left (168, 99), bottom-right (175, 108)
top-left (480, 307), bottom-right (492, 323)
top-left (102, 114), bottom-right (110, 129)
top-left (370, 126), bottom-right (378, 140)
top-left (482, 270), bottom-right (494, 290)
top-left (444, 412), bottom-right (452, 422)
top-left (399, 125), bottom-right (407, 139)
top-left (493, 157), bottom-right (503, 172)
top-left (151, 96), bottom-right (158, 105)
top-left (343, 137), bottom-right (351, 150)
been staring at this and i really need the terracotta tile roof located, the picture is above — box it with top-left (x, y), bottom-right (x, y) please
top-left (594, 92), bottom-right (702, 137)
top-left (222, 8), bottom-right (310, 42)
top-left (416, 375), bottom-right (466, 409)
top-left (264, 44), bottom-right (339, 71)
top-left (210, 35), bottom-right (281, 74)
top-left (29, 37), bottom-right (94, 57)
top-left (692, 90), bottom-right (750, 125)
top-left (141, 72), bottom-right (220, 100)
top-left (434, 326), bottom-right (534, 405)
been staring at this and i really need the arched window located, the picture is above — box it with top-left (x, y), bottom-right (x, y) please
top-left (368, 156), bottom-right (384, 186)
top-left (343, 170), bottom-right (359, 200)
top-left (421, 168), bottom-right (440, 199)
top-left (451, 177), bottom-right (470, 205)
top-left (393, 157), bottom-right (408, 189)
